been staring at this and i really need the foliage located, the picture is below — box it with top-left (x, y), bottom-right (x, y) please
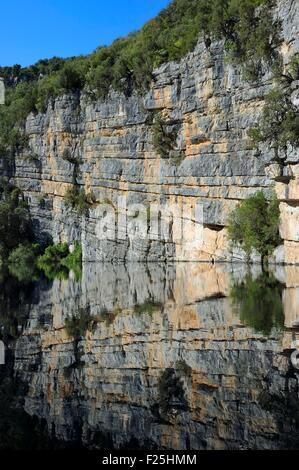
top-left (0, 180), bottom-right (42, 285)
top-left (60, 243), bottom-right (82, 281)
top-left (8, 244), bottom-right (39, 283)
top-left (0, 81), bottom-right (37, 158)
top-left (0, 57), bottom-right (66, 85)
top-left (37, 195), bottom-right (46, 209)
top-left (227, 191), bottom-right (281, 265)
top-left (86, 0), bottom-right (206, 97)
top-left (37, 242), bottom-right (69, 279)
top-left (0, 181), bottom-right (33, 255)
top-left (64, 186), bottom-right (95, 215)
top-left (65, 307), bottom-right (96, 339)
top-left (203, 0), bottom-right (281, 80)
top-left (37, 242), bottom-right (82, 280)
top-left (98, 306), bottom-right (122, 326)
top-left (249, 54), bottom-right (299, 161)
top-left (134, 300), bottom-right (163, 315)
top-left (0, 0), bottom-right (280, 162)
top-left (231, 272), bottom-right (284, 335)
top-left (0, 181), bottom-right (82, 282)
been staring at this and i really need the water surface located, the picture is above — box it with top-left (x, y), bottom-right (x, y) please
top-left (1, 262), bottom-right (299, 450)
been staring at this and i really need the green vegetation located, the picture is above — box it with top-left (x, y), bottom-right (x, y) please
top-left (37, 195), bottom-right (46, 209)
top-left (249, 54), bottom-right (299, 165)
top-left (64, 186), bottom-right (95, 215)
top-left (0, 180), bottom-right (82, 282)
top-left (231, 272), bottom-right (284, 335)
top-left (0, 179), bottom-right (38, 284)
top-left (37, 243), bottom-right (69, 279)
top-left (62, 243), bottom-right (82, 278)
top-left (99, 305), bottom-right (122, 326)
top-left (65, 308), bottom-right (96, 339)
top-left (134, 300), bottom-right (163, 315)
top-left (8, 244), bottom-right (39, 283)
top-left (0, 0), bottom-right (280, 163)
top-left (37, 242), bottom-right (82, 280)
top-left (0, 180), bottom-right (33, 255)
top-left (199, 0), bottom-right (281, 81)
top-left (0, 83), bottom-right (35, 159)
top-left (228, 191), bottom-right (281, 267)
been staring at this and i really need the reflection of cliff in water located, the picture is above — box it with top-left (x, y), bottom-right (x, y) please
top-left (3, 263), bottom-right (299, 450)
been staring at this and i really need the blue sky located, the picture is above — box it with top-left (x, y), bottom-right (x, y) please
top-left (0, 0), bottom-right (170, 67)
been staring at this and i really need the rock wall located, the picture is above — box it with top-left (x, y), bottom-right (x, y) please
top-left (10, 0), bottom-right (299, 263)
top-left (14, 263), bottom-right (299, 450)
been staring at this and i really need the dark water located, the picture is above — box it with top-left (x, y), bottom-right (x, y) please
top-left (0, 262), bottom-right (299, 450)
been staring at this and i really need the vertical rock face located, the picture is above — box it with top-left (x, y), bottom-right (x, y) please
top-left (13, 263), bottom-right (299, 450)
top-left (8, 0), bottom-right (298, 263)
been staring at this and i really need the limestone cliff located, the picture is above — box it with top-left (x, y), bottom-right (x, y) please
top-left (10, 0), bottom-right (299, 263)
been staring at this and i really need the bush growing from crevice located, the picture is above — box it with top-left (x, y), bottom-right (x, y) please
top-left (152, 114), bottom-right (177, 158)
top-left (61, 147), bottom-right (84, 186)
top-left (64, 186), bottom-right (95, 215)
top-left (134, 300), bottom-right (163, 315)
top-left (227, 191), bottom-right (281, 268)
top-left (37, 195), bottom-right (46, 209)
top-left (61, 148), bottom-right (82, 166)
top-left (249, 54), bottom-right (299, 167)
top-left (99, 306), bottom-right (122, 326)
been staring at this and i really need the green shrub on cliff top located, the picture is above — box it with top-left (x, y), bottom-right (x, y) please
top-left (2, 1), bottom-right (277, 102)
top-left (0, 0), bottom-right (281, 162)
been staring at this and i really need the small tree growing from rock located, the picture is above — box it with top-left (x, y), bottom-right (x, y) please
top-left (227, 191), bottom-right (281, 269)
